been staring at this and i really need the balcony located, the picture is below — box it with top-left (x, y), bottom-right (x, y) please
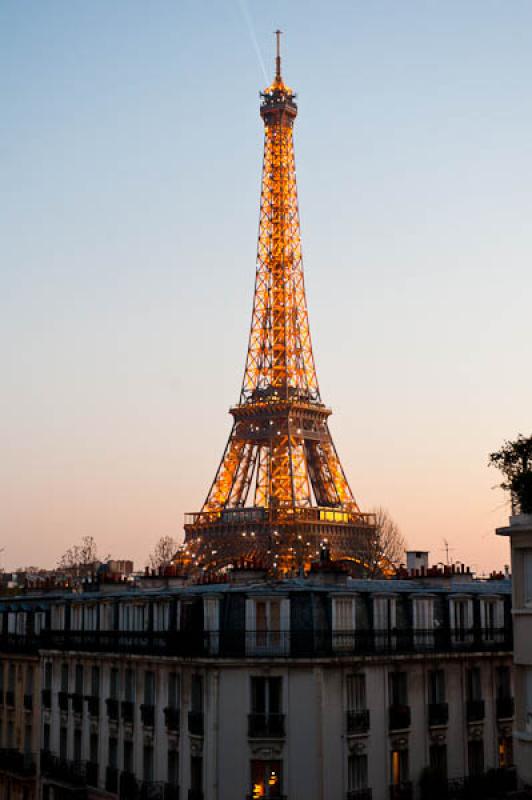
top-left (5, 690), bottom-right (14, 707)
top-left (188, 710), bottom-right (204, 736)
top-left (466, 700), bottom-right (485, 723)
top-left (33, 625), bottom-right (512, 660)
top-left (41, 689), bottom-right (51, 708)
top-left (106, 698), bottom-right (119, 721)
top-left (347, 791), bottom-right (372, 800)
top-left (248, 713), bottom-right (285, 738)
top-left (428, 702), bottom-right (448, 727)
top-left (164, 785), bottom-right (180, 800)
top-left (106, 766), bottom-right (119, 793)
top-left (71, 692), bottom-right (84, 715)
top-left (447, 769), bottom-right (517, 799)
top-left (86, 761), bottom-right (98, 787)
top-left (188, 792), bottom-right (204, 800)
top-left (58, 691), bottom-right (69, 712)
top-left (164, 706), bottom-right (180, 732)
top-left (40, 753), bottom-right (86, 786)
top-left (141, 703), bottom-right (155, 727)
top-left (496, 696), bottom-right (514, 720)
top-left (389, 782), bottom-right (413, 800)
top-left (23, 693), bottom-right (33, 711)
top-left (120, 771), bottom-right (138, 798)
top-left (388, 704), bottom-right (411, 731)
top-left (0, 748), bottom-right (36, 777)
top-left (121, 700), bottom-right (135, 724)
top-left (346, 709), bottom-right (370, 734)
top-left (86, 695), bottom-right (100, 717)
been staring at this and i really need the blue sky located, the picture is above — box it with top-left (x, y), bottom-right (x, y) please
top-left (1, 1), bottom-right (531, 571)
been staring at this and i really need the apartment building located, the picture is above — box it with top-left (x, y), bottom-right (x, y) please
top-left (0, 570), bottom-right (514, 800)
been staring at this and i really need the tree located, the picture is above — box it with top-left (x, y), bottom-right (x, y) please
top-left (489, 433), bottom-right (532, 515)
top-left (147, 536), bottom-right (177, 570)
top-left (57, 536), bottom-right (101, 575)
top-left (362, 507), bottom-right (406, 577)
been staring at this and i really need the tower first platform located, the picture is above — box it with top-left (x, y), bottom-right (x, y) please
top-left (180, 35), bottom-right (374, 574)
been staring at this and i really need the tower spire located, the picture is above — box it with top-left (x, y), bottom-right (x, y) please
top-left (275, 29), bottom-right (282, 83)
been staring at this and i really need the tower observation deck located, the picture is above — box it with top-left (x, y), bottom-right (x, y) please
top-left (180, 34), bottom-right (375, 574)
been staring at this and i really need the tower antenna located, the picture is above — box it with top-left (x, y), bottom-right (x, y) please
top-left (275, 29), bottom-right (282, 81)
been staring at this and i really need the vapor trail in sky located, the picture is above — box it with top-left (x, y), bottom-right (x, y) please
top-left (237, 0), bottom-right (268, 83)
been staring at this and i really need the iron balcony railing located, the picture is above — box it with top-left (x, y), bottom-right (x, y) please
top-left (40, 752), bottom-right (86, 786)
top-left (164, 785), bottom-right (180, 800)
top-left (389, 704), bottom-right (411, 731)
top-left (428, 702), bottom-right (449, 727)
top-left (346, 709), bottom-right (370, 734)
top-left (466, 699), bottom-right (485, 723)
top-left (188, 710), bottom-right (204, 736)
top-left (347, 790), bottom-right (372, 800)
top-left (23, 693), bottom-right (33, 711)
top-left (248, 712), bottom-right (285, 738)
top-left (446, 768), bottom-right (517, 799)
top-left (389, 781), bottom-right (413, 800)
top-left (141, 703), bottom-right (155, 727)
top-left (106, 766), bottom-right (119, 793)
top-left (86, 760), bottom-right (98, 787)
top-left (121, 700), bottom-right (135, 724)
top-left (85, 695), bottom-right (100, 717)
top-left (0, 748), bottom-right (36, 777)
top-left (106, 698), bottom-right (119, 721)
top-left (58, 691), bottom-right (69, 712)
top-left (164, 706), bottom-right (180, 732)
top-left (41, 689), bottom-right (51, 708)
top-left (27, 626), bottom-right (512, 660)
top-left (71, 692), bottom-right (84, 714)
top-left (496, 696), bottom-right (514, 719)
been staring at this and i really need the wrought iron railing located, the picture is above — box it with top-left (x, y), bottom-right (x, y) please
top-left (0, 626), bottom-right (512, 659)
top-left (389, 704), bottom-right (411, 731)
top-left (164, 706), bottom-right (180, 732)
top-left (346, 709), bottom-right (370, 734)
top-left (466, 699), bottom-right (485, 722)
top-left (496, 696), bottom-right (514, 719)
top-left (248, 712), bottom-right (285, 738)
top-left (188, 710), bottom-right (204, 736)
top-left (428, 702), bottom-right (448, 727)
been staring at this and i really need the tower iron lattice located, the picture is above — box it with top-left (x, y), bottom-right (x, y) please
top-left (180, 34), bottom-right (375, 574)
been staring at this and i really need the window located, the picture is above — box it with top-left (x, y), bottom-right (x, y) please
top-left (191, 675), bottom-right (203, 713)
top-left (83, 605), bottom-right (98, 631)
top-left (153, 602), bottom-right (170, 631)
top-left (51, 605), bottom-right (66, 631)
top-left (25, 665), bottom-right (34, 698)
top-left (91, 666), bottom-right (100, 697)
top-left (144, 671), bottom-right (155, 705)
top-left (7, 721), bottom-right (14, 748)
top-left (412, 597), bottom-right (434, 648)
top-left (468, 740), bottom-right (484, 776)
top-left (204, 597), bottom-right (220, 653)
top-left (43, 723), bottom-right (50, 753)
top-left (525, 668), bottom-right (532, 732)
top-left (75, 664), bottom-right (84, 695)
top-left (428, 670), bottom-right (446, 704)
top-left (124, 740), bottom-right (133, 774)
top-left (347, 674), bottom-right (366, 712)
top-left (374, 596), bottom-right (397, 650)
top-left (246, 597), bottom-right (289, 655)
top-left (348, 753), bottom-right (368, 792)
top-left (523, 550), bottom-right (532, 606)
top-left (450, 598), bottom-right (473, 643)
top-left (496, 666), bottom-right (511, 699)
top-left (90, 733), bottom-right (98, 765)
top-left (110, 668), bottom-right (119, 700)
top-left (332, 597), bottom-right (356, 651)
top-left (34, 611), bottom-right (46, 634)
top-left (119, 602), bottom-right (148, 631)
top-left (168, 749), bottom-right (179, 785)
top-left (109, 737), bottom-right (118, 769)
top-left (71, 605), bottom-right (82, 630)
top-left (498, 735), bottom-right (513, 768)
top-left (389, 672), bottom-right (408, 706)
top-left (251, 677), bottom-right (282, 715)
top-left (24, 724), bottom-right (32, 755)
top-left (429, 744), bottom-right (447, 779)
top-left (390, 749), bottom-right (408, 786)
top-left (143, 745), bottom-right (154, 782)
top-left (250, 759), bottom-right (281, 799)
top-left (59, 726), bottom-right (67, 760)
top-left (191, 755), bottom-right (203, 793)
top-left (8, 664), bottom-right (15, 694)
top-left (480, 598), bottom-right (504, 642)
top-left (125, 668), bottom-right (135, 702)
top-left (60, 663), bottom-right (69, 693)
top-left (74, 729), bottom-right (82, 763)
top-left (44, 662), bottom-right (52, 691)
top-left (466, 668), bottom-right (482, 702)
top-left (168, 672), bottom-right (180, 709)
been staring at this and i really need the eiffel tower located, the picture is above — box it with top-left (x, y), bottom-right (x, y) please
top-left (182, 34), bottom-right (374, 574)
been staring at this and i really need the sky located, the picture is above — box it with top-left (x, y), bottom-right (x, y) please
top-left (1, 1), bottom-right (531, 573)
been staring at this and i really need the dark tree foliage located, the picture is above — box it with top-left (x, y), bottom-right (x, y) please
top-left (489, 434), bottom-right (532, 514)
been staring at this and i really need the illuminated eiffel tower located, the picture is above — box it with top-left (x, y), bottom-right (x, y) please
top-left (181, 34), bottom-right (374, 574)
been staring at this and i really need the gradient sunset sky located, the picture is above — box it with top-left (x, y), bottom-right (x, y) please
top-left (1, 1), bottom-right (531, 572)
